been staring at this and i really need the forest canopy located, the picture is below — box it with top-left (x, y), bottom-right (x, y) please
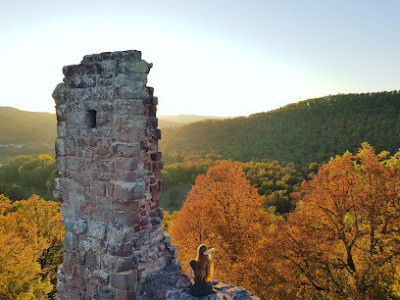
top-left (168, 144), bottom-right (400, 299)
top-left (161, 91), bottom-right (400, 165)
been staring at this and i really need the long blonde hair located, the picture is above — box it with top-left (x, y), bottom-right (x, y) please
top-left (195, 244), bottom-right (213, 282)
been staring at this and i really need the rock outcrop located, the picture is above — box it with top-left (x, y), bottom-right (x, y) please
top-left (136, 261), bottom-right (259, 300)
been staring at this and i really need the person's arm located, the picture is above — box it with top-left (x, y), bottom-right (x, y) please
top-left (188, 266), bottom-right (194, 282)
top-left (204, 248), bottom-right (216, 260)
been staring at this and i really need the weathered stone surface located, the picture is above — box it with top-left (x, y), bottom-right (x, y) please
top-left (110, 270), bottom-right (137, 290)
top-left (63, 232), bottom-right (78, 250)
top-left (114, 181), bottom-right (145, 200)
top-left (64, 217), bottom-right (88, 234)
top-left (87, 221), bottom-right (107, 240)
top-left (99, 286), bottom-right (116, 299)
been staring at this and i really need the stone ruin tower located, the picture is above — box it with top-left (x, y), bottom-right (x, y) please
top-left (53, 50), bottom-right (177, 299)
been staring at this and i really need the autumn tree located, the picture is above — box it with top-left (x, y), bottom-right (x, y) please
top-left (0, 195), bottom-right (63, 299)
top-left (275, 143), bottom-right (400, 299)
top-left (169, 161), bottom-right (276, 296)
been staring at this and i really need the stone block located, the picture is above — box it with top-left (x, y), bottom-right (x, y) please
top-left (91, 86), bottom-right (115, 100)
top-left (76, 137), bottom-right (89, 149)
top-left (115, 100), bottom-right (145, 115)
top-left (112, 198), bottom-right (140, 212)
top-left (97, 111), bottom-right (113, 127)
top-left (106, 183), bottom-right (115, 197)
top-left (118, 60), bottom-right (151, 74)
top-left (148, 105), bottom-right (157, 117)
top-left (90, 181), bottom-right (107, 197)
top-left (64, 217), bottom-right (88, 234)
top-left (106, 240), bottom-right (133, 257)
top-left (118, 127), bottom-right (143, 143)
top-left (67, 111), bottom-right (86, 126)
top-left (101, 254), bottom-right (137, 273)
top-left (68, 192), bottom-right (86, 203)
top-left (113, 116), bottom-right (147, 130)
top-left (107, 224), bottom-right (134, 243)
top-left (93, 269), bottom-right (110, 286)
top-left (114, 211), bottom-right (140, 226)
top-left (56, 156), bottom-right (67, 173)
top-left (60, 203), bottom-right (76, 217)
top-left (99, 286), bottom-right (116, 300)
top-left (66, 157), bottom-right (86, 173)
top-left (114, 73), bottom-right (147, 88)
top-left (84, 282), bottom-right (99, 298)
top-left (114, 181), bottom-right (145, 200)
top-left (163, 232), bottom-right (171, 244)
top-left (64, 231), bottom-right (78, 250)
top-left (115, 157), bottom-right (139, 171)
top-left (113, 170), bottom-right (137, 182)
top-left (69, 88), bottom-right (92, 101)
top-left (78, 196), bottom-right (115, 222)
top-left (66, 124), bottom-right (81, 137)
top-left (85, 251), bottom-right (101, 270)
top-left (87, 221), bottom-right (107, 240)
top-left (119, 86), bottom-right (150, 99)
top-left (53, 83), bottom-right (68, 105)
top-left (55, 138), bottom-right (66, 156)
top-left (110, 271), bottom-right (137, 291)
top-left (94, 139), bottom-right (113, 158)
top-left (66, 73), bottom-right (96, 88)
top-left (110, 50), bottom-right (141, 61)
top-left (54, 177), bottom-right (67, 192)
top-left (79, 237), bottom-right (104, 253)
top-left (116, 289), bottom-right (135, 300)
top-left (57, 121), bottom-right (67, 137)
top-left (63, 64), bottom-right (84, 77)
top-left (100, 59), bottom-right (118, 74)
top-left (150, 217), bottom-right (161, 226)
top-left (153, 160), bottom-right (164, 172)
top-left (149, 116), bottom-right (158, 128)
top-left (99, 101), bottom-right (114, 112)
top-left (64, 138), bottom-right (77, 156)
top-left (152, 129), bottom-right (161, 140)
top-left (151, 96), bottom-right (158, 105)
top-left (112, 142), bottom-right (140, 158)
top-left (68, 179), bottom-right (86, 194)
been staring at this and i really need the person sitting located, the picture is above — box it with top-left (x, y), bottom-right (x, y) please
top-left (188, 244), bottom-right (216, 297)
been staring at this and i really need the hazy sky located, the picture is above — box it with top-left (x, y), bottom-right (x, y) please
top-left (1, 0), bottom-right (399, 117)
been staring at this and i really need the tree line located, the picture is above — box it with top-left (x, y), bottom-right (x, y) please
top-left (161, 155), bottom-right (314, 214)
top-left (0, 155), bottom-right (55, 200)
top-left (160, 90), bottom-right (400, 166)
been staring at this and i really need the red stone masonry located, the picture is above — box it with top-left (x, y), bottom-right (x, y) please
top-left (53, 50), bottom-right (177, 300)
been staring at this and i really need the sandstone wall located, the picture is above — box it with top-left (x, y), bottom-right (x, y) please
top-left (53, 50), bottom-right (177, 300)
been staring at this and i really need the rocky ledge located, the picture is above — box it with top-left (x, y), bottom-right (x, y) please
top-left (136, 261), bottom-right (260, 300)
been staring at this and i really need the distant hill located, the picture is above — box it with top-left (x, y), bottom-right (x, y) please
top-left (158, 115), bottom-right (225, 128)
top-left (2, 91), bottom-right (400, 166)
top-left (0, 107), bottom-right (56, 143)
top-left (160, 91), bottom-right (400, 165)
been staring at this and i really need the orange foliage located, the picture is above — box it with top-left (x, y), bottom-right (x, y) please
top-left (275, 143), bottom-right (400, 299)
top-left (0, 195), bottom-right (63, 299)
top-left (170, 146), bottom-right (400, 299)
top-left (169, 161), bottom-right (275, 296)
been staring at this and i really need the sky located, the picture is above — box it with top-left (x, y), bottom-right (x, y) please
top-left (0, 0), bottom-right (399, 117)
